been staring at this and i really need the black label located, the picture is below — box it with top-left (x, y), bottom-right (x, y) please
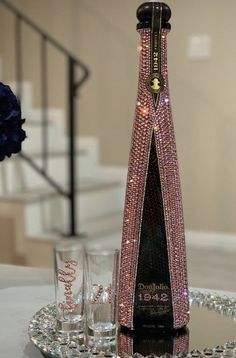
top-left (136, 282), bottom-right (171, 317)
top-left (147, 3), bottom-right (165, 107)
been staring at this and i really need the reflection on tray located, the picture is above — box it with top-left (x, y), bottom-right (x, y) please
top-left (118, 327), bottom-right (189, 357)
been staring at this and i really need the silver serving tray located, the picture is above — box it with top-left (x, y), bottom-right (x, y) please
top-left (28, 290), bottom-right (236, 358)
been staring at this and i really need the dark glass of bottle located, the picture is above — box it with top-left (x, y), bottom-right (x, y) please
top-left (118, 2), bottom-right (189, 330)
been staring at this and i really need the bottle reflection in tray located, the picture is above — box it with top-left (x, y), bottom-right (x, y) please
top-left (118, 327), bottom-right (189, 357)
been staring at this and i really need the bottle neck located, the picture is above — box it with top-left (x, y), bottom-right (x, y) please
top-left (137, 28), bottom-right (169, 110)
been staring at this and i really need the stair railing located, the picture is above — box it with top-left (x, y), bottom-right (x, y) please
top-left (0, 0), bottom-right (90, 236)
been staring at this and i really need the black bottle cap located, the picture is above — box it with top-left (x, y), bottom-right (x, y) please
top-left (137, 2), bottom-right (171, 30)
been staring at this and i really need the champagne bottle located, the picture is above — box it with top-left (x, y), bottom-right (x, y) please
top-left (118, 2), bottom-right (189, 330)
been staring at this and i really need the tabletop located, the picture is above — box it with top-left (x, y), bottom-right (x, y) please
top-left (0, 264), bottom-right (54, 358)
top-left (0, 264), bottom-right (235, 358)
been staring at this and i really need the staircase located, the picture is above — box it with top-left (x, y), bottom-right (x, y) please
top-left (0, 1), bottom-right (126, 267)
top-left (0, 80), bottom-right (125, 267)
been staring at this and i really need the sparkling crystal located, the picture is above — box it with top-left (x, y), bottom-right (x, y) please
top-left (222, 350), bottom-right (234, 357)
top-left (133, 353), bottom-right (144, 358)
top-left (214, 346), bottom-right (225, 353)
top-left (79, 346), bottom-right (89, 353)
top-left (190, 350), bottom-right (202, 357)
top-left (160, 353), bottom-right (173, 358)
top-left (225, 343), bottom-right (236, 350)
top-left (212, 354), bottom-right (222, 358)
top-left (79, 352), bottom-right (91, 358)
top-left (68, 342), bottom-right (78, 349)
top-left (177, 353), bottom-right (188, 358)
top-left (203, 348), bottom-right (214, 356)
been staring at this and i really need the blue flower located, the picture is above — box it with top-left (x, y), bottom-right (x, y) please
top-left (0, 83), bottom-right (26, 161)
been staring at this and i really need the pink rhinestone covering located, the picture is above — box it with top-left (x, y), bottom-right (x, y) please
top-left (173, 330), bottom-right (190, 356)
top-left (118, 332), bottom-right (133, 356)
top-left (118, 29), bottom-right (189, 329)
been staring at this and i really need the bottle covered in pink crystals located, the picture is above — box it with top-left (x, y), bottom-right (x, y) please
top-left (118, 2), bottom-right (189, 330)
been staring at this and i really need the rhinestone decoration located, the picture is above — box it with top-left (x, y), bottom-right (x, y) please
top-left (28, 291), bottom-right (236, 358)
top-left (118, 28), bottom-right (189, 330)
top-left (118, 28), bottom-right (153, 329)
top-left (154, 29), bottom-right (189, 329)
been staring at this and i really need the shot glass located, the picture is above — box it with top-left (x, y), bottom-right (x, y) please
top-left (85, 249), bottom-right (119, 343)
top-left (54, 241), bottom-right (84, 335)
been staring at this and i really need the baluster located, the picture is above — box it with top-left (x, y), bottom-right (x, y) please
top-left (15, 14), bottom-right (23, 101)
top-left (41, 35), bottom-right (48, 173)
top-left (68, 57), bottom-right (77, 237)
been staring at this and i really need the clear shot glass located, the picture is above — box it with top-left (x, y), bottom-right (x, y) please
top-left (85, 249), bottom-right (119, 344)
top-left (54, 241), bottom-right (84, 335)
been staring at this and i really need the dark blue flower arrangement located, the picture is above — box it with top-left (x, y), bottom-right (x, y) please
top-left (0, 82), bottom-right (26, 161)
